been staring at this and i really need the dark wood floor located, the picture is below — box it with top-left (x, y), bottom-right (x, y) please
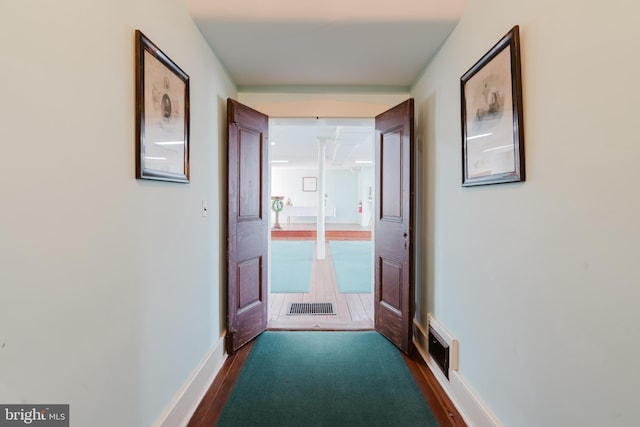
top-left (189, 225), bottom-right (465, 425)
top-left (187, 340), bottom-right (467, 426)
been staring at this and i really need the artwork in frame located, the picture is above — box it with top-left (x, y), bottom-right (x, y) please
top-left (302, 176), bottom-right (317, 192)
top-left (461, 25), bottom-right (525, 187)
top-left (135, 30), bottom-right (190, 183)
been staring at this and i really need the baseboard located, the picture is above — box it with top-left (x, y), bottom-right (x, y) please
top-left (153, 334), bottom-right (227, 427)
top-left (413, 320), bottom-right (503, 427)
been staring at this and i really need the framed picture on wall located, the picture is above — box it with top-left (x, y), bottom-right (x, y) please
top-left (461, 25), bottom-right (525, 187)
top-left (135, 30), bottom-right (190, 183)
top-left (302, 176), bottom-right (317, 192)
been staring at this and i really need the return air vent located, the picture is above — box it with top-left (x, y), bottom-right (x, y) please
top-left (287, 302), bottom-right (336, 316)
top-left (428, 326), bottom-right (450, 379)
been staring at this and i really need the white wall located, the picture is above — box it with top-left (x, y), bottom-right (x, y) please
top-left (357, 166), bottom-right (374, 226)
top-left (326, 169), bottom-right (361, 224)
top-left (272, 169), bottom-right (320, 210)
top-left (0, 1), bottom-right (235, 426)
top-left (271, 168), bottom-right (366, 225)
top-left (238, 90), bottom-right (410, 118)
top-left (412, 0), bottom-right (640, 426)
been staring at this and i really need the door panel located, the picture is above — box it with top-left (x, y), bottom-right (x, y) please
top-left (237, 258), bottom-right (261, 310)
top-left (381, 258), bottom-right (403, 310)
top-left (238, 128), bottom-right (262, 218)
top-left (227, 99), bottom-right (269, 354)
top-left (381, 131), bottom-right (403, 219)
top-left (374, 99), bottom-right (414, 354)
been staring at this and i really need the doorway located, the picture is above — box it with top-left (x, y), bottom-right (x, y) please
top-left (227, 98), bottom-right (414, 354)
top-left (267, 117), bottom-right (375, 330)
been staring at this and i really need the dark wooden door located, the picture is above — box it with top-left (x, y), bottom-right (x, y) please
top-left (227, 99), bottom-right (269, 354)
top-left (374, 99), bottom-right (414, 354)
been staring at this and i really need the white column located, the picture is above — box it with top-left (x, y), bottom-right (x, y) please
top-left (316, 137), bottom-right (327, 259)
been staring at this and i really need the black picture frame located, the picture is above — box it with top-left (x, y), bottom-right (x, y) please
top-left (461, 25), bottom-right (525, 187)
top-left (135, 30), bottom-right (190, 183)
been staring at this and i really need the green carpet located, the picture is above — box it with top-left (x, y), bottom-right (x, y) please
top-left (217, 331), bottom-right (438, 427)
top-left (271, 240), bottom-right (315, 293)
top-left (329, 241), bottom-right (372, 293)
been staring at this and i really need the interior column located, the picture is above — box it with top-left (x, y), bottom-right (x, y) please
top-left (316, 137), bottom-right (328, 259)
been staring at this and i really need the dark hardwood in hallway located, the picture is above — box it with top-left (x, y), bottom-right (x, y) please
top-left (188, 223), bottom-right (466, 426)
top-left (187, 340), bottom-right (467, 427)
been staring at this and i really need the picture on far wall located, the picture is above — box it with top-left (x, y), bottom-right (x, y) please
top-left (302, 176), bottom-right (317, 192)
top-left (460, 25), bottom-right (525, 187)
top-left (135, 30), bottom-right (190, 183)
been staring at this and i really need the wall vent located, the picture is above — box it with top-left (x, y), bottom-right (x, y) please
top-left (428, 325), bottom-right (450, 379)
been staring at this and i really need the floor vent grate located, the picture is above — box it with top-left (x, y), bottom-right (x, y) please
top-left (287, 302), bottom-right (336, 316)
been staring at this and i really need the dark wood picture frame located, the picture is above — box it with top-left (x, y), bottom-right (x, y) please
top-left (135, 30), bottom-right (190, 183)
top-left (461, 25), bottom-right (525, 187)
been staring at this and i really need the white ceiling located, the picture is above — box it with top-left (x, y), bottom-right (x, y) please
top-left (270, 118), bottom-right (374, 170)
top-left (186, 0), bottom-right (465, 88)
top-left (185, 0), bottom-right (465, 168)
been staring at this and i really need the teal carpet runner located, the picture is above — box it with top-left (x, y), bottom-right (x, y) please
top-left (329, 240), bottom-right (372, 293)
top-left (271, 240), bottom-right (315, 293)
top-left (217, 331), bottom-right (438, 427)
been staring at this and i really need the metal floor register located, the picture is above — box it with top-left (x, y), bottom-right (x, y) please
top-left (287, 302), bottom-right (336, 316)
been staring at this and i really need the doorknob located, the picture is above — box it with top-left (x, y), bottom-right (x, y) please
top-left (403, 232), bottom-right (408, 249)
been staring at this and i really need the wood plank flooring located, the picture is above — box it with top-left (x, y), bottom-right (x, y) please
top-left (272, 229), bottom-right (372, 240)
top-left (272, 223), bottom-right (372, 241)
top-left (268, 240), bottom-right (374, 330)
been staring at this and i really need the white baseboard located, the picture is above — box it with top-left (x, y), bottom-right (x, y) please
top-left (153, 334), bottom-right (227, 427)
top-left (413, 320), bottom-right (503, 427)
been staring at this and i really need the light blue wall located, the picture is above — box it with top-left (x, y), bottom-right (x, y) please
top-left (326, 169), bottom-right (361, 224)
top-left (412, 0), bottom-right (640, 425)
top-left (0, 1), bottom-right (236, 425)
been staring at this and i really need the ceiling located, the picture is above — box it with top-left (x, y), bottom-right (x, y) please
top-left (186, 0), bottom-right (465, 88)
top-left (185, 0), bottom-right (465, 168)
top-left (270, 118), bottom-right (374, 170)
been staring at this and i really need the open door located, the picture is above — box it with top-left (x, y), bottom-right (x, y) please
top-left (227, 99), bottom-right (269, 354)
top-left (374, 99), bottom-right (414, 354)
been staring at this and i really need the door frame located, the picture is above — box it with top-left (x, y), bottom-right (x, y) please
top-left (226, 102), bottom-right (415, 351)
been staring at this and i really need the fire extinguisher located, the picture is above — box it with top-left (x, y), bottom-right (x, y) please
top-left (358, 200), bottom-right (363, 214)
